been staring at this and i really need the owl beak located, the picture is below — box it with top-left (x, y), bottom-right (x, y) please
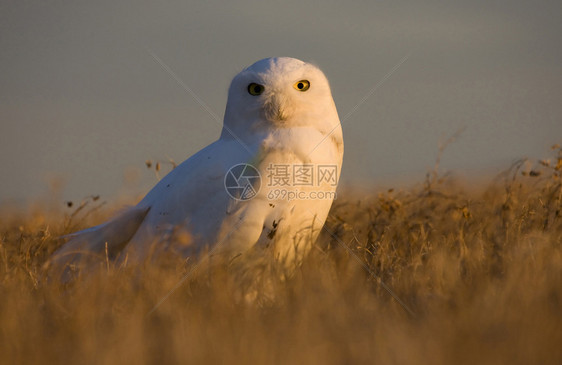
top-left (264, 94), bottom-right (290, 122)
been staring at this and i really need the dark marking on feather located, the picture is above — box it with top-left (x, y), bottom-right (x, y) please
top-left (267, 220), bottom-right (278, 239)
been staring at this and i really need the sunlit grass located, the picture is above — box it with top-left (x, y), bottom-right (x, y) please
top-left (1, 146), bottom-right (561, 364)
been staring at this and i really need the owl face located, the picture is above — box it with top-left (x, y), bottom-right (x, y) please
top-left (222, 57), bottom-right (339, 137)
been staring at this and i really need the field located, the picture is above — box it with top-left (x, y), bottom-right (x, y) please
top-left (1, 148), bottom-right (561, 364)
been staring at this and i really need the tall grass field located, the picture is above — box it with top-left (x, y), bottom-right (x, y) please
top-left (1, 147), bottom-right (561, 364)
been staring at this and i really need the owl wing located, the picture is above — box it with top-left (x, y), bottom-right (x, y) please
top-left (124, 138), bottom-right (258, 253)
top-left (44, 205), bottom-right (151, 280)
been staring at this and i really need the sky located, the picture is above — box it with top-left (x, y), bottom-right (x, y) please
top-left (1, 0), bottom-right (561, 205)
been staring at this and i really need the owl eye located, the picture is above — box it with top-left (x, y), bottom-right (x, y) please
top-left (294, 80), bottom-right (310, 91)
top-left (248, 83), bottom-right (264, 96)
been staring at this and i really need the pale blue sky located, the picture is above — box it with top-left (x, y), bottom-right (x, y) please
top-left (1, 0), bottom-right (561, 204)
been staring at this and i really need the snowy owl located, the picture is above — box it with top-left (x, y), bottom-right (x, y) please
top-left (49, 57), bottom-right (343, 274)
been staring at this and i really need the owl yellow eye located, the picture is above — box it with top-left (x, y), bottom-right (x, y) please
top-left (294, 80), bottom-right (310, 91)
top-left (248, 83), bottom-right (264, 96)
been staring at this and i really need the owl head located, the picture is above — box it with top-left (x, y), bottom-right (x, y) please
top-left (221, 57), bottom-right (340, 140)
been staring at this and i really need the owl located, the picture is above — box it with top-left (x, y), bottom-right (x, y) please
top-left (49, 57), bottom-right (343, 274)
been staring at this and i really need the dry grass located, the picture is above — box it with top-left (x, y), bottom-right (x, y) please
top-left (1, 147), bottom-right (561, 364)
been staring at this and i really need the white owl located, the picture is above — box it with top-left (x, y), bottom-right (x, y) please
top-left (49, 57), bottom-right (343, 274)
